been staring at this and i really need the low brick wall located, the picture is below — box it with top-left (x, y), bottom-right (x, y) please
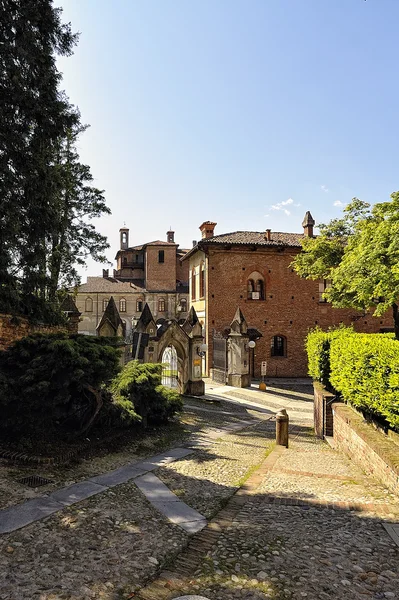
top-left (0, 313), bottom-right (78, 351)
top-left (332, 402), bottom-right (399, 497)
top-left (313, 381), bottom-right (335, 438)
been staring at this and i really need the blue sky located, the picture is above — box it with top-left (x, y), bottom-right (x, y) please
top-left (55, 0), bottom-right (399, 277)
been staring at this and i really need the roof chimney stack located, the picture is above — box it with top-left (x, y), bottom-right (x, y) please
top-left (302, 211), bottom-right (315, 237)
top-left (167, 229), bottom-right (175, 243)
top-left (192, 240), bottom-right (197, 248)
top-left (266, 228), bottom-right (271, 241)
top-left (199, 221), bottom-right (217, 239)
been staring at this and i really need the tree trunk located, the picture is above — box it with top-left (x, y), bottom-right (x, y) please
top-left (393, 303), bottom-right (399, 340)
top-left (77, 385), bottom-right (103, 436)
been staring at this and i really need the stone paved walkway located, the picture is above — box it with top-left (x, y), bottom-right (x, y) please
top-left (0, 380), bottom-right (398, 600)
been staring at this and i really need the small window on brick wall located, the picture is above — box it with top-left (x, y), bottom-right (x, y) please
top-left (247, 271), bottom-right (265, 300)
top-left (158, 250), bottom-right (165, 263)
top-left (319, 279), bottom-right (331, 302)
top-left (271, 335), bottom-right (286, 357)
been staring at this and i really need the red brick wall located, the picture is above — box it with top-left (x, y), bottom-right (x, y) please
top-left (206, 247), bottom-right (392, 377)
top-left (145, 245), bottom-right (177, 291)
top-left (176, 254), bottom-right (189, 284)
top-left (0, 314), bottom-right (78, 351)
top-left (313, 382), bottom-right (335, 438)
top-left (332, 403), bottom-right (399, 496)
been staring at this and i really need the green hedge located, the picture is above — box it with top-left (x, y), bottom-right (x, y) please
top-left (305, 325), bottom-right (352, 386)
top-left (306, 327), bottom-right (399, 431)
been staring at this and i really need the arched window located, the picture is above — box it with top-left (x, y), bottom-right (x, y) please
top-left (136, 299), bottom-right (143, 312)
top-left (85, 297), bottom-right (93, 312)
top-left (180, 298), bottom-right (187, 312)
top-left (247, 272), bottom-right (265, 300)
top-left (199, 262), bottom-right (205, 298)
top-left (271, 335), bottom-right (286, 357)
top-left (119, 298), bottom-right (126, 312)
top-left (191, 268), bottom-right (196, 301)
top-left (102, 298), bottom-right (109, 312)
top-left (158, 297), bottom-right (166, 312)
top-left (122, 232), bottom-right (127, 244)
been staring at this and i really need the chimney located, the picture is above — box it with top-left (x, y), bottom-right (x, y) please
top-left (302, 211), bottom-right (315, 237)
top-left (167, 229), bottom-right (175, 243)
top-left (266, 228), bottom-right (271, 241)
top-left (103, 269), bottom-right (109, 278)
top-left (192, 240), bottom-right (197, 247)
top-left (199, 221), bottom-right (217, 239)
top-left (120, 227), bottom-right (129, 249)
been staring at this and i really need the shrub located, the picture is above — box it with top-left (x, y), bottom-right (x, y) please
top-left (329, 332), bottom-right (399, 431)
top-left (111, 361), bottom-right (183, 426)
top-left (0, 333), bottom-right (122, 439)
top-left (305, 325), bottom-right (352, 386)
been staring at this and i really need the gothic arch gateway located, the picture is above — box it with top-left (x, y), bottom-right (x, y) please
top-left (132, 303), bottom-right (205, 396)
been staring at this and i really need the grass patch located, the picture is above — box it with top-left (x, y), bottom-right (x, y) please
top-left (234, 442), bottom-right (276, 488)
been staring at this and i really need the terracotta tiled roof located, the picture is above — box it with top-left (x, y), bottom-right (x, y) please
top-left (203, 231), bottom-right (304, 247)
top-left (145, 240), bottom-right (177, 246)
top-left (77, 277), bottom-right (137, 293)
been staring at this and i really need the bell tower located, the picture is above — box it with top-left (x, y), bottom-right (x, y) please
top-left (120, 227), bottom-right (129, 249)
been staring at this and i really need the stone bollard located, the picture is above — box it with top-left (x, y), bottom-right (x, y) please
top-left (276, 409), bottom-right (289, 448)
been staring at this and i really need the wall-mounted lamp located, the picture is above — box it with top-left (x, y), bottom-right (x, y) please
top-left (197, 343), bottom-right (208, 358)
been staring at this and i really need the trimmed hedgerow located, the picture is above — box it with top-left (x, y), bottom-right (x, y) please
top-left (110, 361), bottom-right (183, 427)
top-left (329, 332), bottom-right (399, 432)
top-left (306, 327), bottom-right (399, 432)
top-left (305, 325), bottom-right (352, 386)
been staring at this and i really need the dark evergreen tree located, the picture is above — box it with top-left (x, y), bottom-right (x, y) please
top-left (0, 1), bottom-right (110, 321)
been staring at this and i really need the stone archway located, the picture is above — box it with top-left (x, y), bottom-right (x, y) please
top-left (158, 334), bottom-right (187, 393)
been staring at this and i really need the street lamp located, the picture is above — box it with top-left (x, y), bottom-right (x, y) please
top-left (197, 343), bottom-right (208, 358)
top-left (248, 340), bottom-right (256, 350)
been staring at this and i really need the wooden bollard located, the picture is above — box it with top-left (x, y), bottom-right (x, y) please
top-left (276, 409), bottom-right (289, 448)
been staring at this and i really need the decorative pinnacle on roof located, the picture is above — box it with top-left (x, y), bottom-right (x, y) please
top-left (96, 296), bottom-right (124, 333)
top-left (136, 303), bottom-right (154, 329)
top-left (302, 211), bottom-right (315, 227)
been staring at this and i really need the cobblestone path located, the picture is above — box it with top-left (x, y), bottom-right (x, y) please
top-left (1, 381), bottom-right (398, 600)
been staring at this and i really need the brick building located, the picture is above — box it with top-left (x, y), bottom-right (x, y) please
top-left (75, 228), bottom-right (189, 337)
top-left (183, 215), bottom-right (392, 378)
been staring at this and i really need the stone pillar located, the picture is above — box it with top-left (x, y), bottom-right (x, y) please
top-left (187, 335), bottom-right (205, 396)
top-left (226, 307), bottom-right (251, 388)
top-left (227, 330), bottom-right (250, 388)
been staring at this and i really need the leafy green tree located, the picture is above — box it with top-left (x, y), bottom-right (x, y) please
top-left (292, 194), bottom-right (399, 338)
top-left (0, 1), bottom-right (110, 321)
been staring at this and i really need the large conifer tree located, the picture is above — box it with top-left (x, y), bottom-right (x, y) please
top-left (0, 0), bottom-right (109, 321)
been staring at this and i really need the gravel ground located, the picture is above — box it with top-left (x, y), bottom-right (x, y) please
top-left (174, 428), bottom-right (399, 600)
top-left (183, 501), bottom-right (399, 600)
top-left (0, 400), bottom-right (255, 511)
top-left (258, 431), bottom-right (399, 508)
top-left (0, 482), bottom-right (188, 600)
top-left (156, 419), bottom-right (275, 519)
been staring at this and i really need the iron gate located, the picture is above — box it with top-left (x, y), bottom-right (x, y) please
top-left (212, 331), bottom-right (227, 383)
top-left (161, 345), bottom-right (179, 389)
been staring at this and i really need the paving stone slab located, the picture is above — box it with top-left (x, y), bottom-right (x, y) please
top-left (383, 523), bottom-right (399, 547)
top-left (173, 596), bottom-right (210, 599)
top-left (137, 448), bottom-right (193, 471)
top-left (0, 497), bottom-right (62, 534)
top-left (88, 465), bottom-right (147, 487)
top-left (152, 500), bottom-right (205, 525)
top-left (49, 481), bottom-right (106, 506)
top-left (135, 473), bottom-right (181, 502)
top-left (179, 519), bottom-right (207, 534)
